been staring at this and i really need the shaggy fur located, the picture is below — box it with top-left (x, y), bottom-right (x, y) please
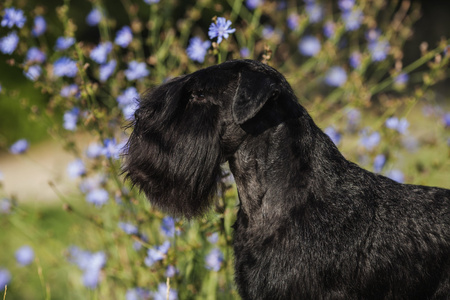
top-left (124, 59), bottom-right (450, 299)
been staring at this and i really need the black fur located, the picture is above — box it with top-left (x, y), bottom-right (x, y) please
top-left (124, 59), bottom-right (450, 299)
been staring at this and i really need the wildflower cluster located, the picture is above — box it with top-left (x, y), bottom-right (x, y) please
top-left (68, 247), bottom-right (107, 289)
top-left (0, 0), bottom-right (449, 298)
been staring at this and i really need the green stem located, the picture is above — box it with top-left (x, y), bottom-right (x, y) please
top-left (370, 45), bottom-right (446, 95)
top-left (74, 43), bottom-right (97, 108)
top-left (96, 2), bottom-right (110, 42)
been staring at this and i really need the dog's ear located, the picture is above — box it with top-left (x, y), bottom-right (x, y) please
top-left (232, 70), bottom-right (280, 124)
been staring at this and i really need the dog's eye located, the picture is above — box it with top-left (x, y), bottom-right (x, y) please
top-left (190, 92), bottom-right (206, 102)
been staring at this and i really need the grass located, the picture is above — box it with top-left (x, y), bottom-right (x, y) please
top-left (0, 201), bottom-right (99, 300)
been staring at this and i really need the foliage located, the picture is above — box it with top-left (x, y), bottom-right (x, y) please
top-left (0, 0), bottom-right (449, 299)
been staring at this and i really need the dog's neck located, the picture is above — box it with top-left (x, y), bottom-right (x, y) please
top-left (228, 108), bottom-right (348, 223)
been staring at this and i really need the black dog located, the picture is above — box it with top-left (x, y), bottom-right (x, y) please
top-left (124, 59), bottom-right (450, 299)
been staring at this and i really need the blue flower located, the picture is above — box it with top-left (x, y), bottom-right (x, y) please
top-left (368, 38), bottom-right (390, 62)
top-left (10, 139), bottom-right (29, 154)
top-left (119, 222), bottom-right (139, 235)
top-left (67, 158), bottom-right (86, 178)
top-left (287, 13), bottom-right (299, 31)
top-left (359, 130), bottom-right (381, 151)
top-left (385, 117), bottom-right (399, 129)
top-left (144, 0), bottom-right (160, 4)
top-left (324, 126), bottom-right (341, 145)
top-left (365, 28), bottom-right (381, 42)
top-left (60, 84), bottom-right (79, 98)
top-left (122, 103), bottom-right (138, 120)
top-left (68, 247), bottom-right (91, 270)
top-left (346, 108), bottom-right (361, 128)
top-left (86, 142), bottom-right (103, 158)
top-left (99, 59), bottom-right (116, 82)
top-left (83, 270), bottom-right (101, 289)
top-left (115, 26), bottom-right (133, 48)
top-left (342, 9), bottom-right (363, 31)
top-left (24, 65), bottom-right (42, 81)
top-left (102, 138), bottom-right (124, 159)
top-left (262, 26), bottom-right (276, 40)
top-left (385, 117), bottom-right (409, 134)
top-left (387, 169), bottom-right (404, 183)
top-left (86, 8), bottom-right (102, 26)
top-left (121, 100), bottom-right (138, 118)
top-left (298, 36), bottom-right (321, 57)
top-left (305, 2), bottom-right (324, 24)
top-left (0, 268), bottom-right (11, 290)
top-left (208, 17), bottom-right (236, 44)
top-left (144, 241), bottom-right (170, 267)
top-left (79, 175), bottom-right (105, 194)
top-left (55, 36), bottom-right (75, 51)
top-left (26, 47), bottom-right (46, 64)
top-left (53, 57), bottom-right (78, 78)
top-left (394, 72), bottom-right (409, 86)
top-left (126, 288), bottom-right (151, 300)
top-left (68, 247), bottom-right (106, 289)
top-left (0, 31), bottom-right (19, 54)
top-left (102, 138), bottom-right (117, 158)
top-left (15, 245), bottom-right (34, 266)
top-left (323, 21), bottom-right (336, 38)
top-left (0, 198), bottom-right (12, 214)
top-left (63, 107), bottom-right (80, 131)
top-left (32, 16), bottom-right (46, 37)
top-left (349, 51), bottom-right (362, 69)
top-left (125, 61), bottom-right (149, 81)
top-left (277, 1), bottom-right (287, 10)
top-left (338, 0), bottom-right (355, 11)
top-left (186, 37), bottom-right (211, 63)
top-left (86, 188), bottom-right (109, 206)
top-left (246, 0), bottom-right (263, 10)
top-left (240, 47), bottom-right (250, 58)
top-left (325, 66), bottom-right (347, 87)
top-left (152, 283), bottom-right (178, 300)
top-left (166, 265), bottom-right (178, 278)
top-left (373, 154), bottom-right (386, 173)
top-left (205, 248), bottom-right (223, 271)
top-left (207, 232), bottom-right (219, 244)
top-left (444, 45), bottom-right (450, 57)
top-left (160, 216), bottom-right (176, 237)
top-left (90, 42), bottom-right (112, 64)
top-left (443, 113), bottom-right (450, 128)
top-left (1, 8), bottom-right (26, 28)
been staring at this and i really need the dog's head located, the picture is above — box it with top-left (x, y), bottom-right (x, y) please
top-left (123, 59), bottom-right (301, 218)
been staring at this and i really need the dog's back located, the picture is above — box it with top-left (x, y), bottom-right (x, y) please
top-left (231, 110), bottom-right (450, 299)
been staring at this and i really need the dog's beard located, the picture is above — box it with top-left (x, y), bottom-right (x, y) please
top-left (124, 93), bottom-right (223, 219)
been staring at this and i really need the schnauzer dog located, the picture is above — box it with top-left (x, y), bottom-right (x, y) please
top-left (124, 59), bottom-right (450, 299)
